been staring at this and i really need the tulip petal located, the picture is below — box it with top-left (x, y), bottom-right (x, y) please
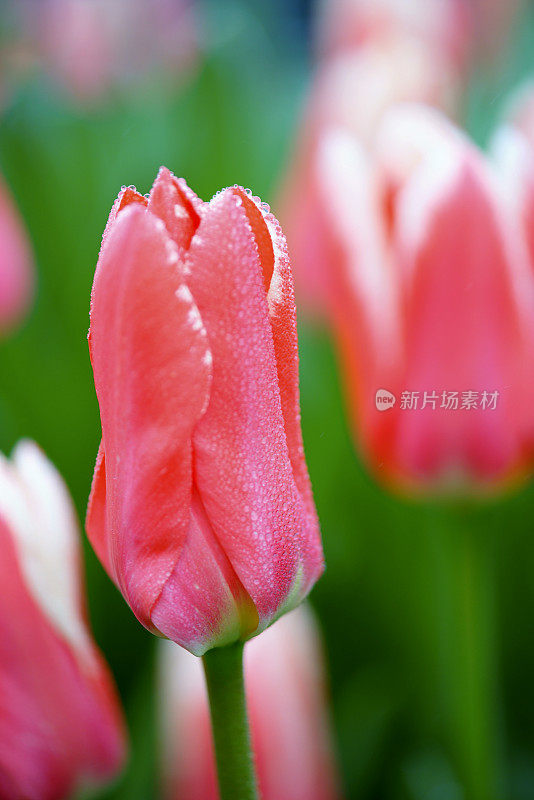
top-left (101, 185), bottom-right (147, 251)
top-left (234, 189), bottom-right (317, 514)
top-left (151, 491), bottom-right (259, 655)
top-left (186, 189), bottom-right (323, 632)
top-left (87, 204), bottom-right (212, 631)
top-left (315, 128), bottom-right (402, 378)
top-left (147, 167), bottom-right (201, 252)
top-left (312, 128), bottom-right (405, 474)
top-left (0, 440), bottom-right (90, 659)
top-left (86, 440), bottom-right (111, 575)
top-left (0, 516), bottom-right (124, 799)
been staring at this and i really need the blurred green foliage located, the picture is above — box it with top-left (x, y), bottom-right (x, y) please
top-left (1, 2), bottom-right (534, 798)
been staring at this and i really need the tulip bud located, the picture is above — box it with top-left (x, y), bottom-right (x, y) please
top-left (287, 105), bottom-right (534, 494)
top-left (0, 440), bottom-right (125, 800)
top-left (86, 169), bottom-right (324, 655)
top-left (0, 175), bottom-right (34, 335)
top-left (159, 605), bottom-right (341, 800)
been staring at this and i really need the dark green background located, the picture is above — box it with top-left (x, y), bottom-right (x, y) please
top-left (1, 1), bottom-right (534, 797)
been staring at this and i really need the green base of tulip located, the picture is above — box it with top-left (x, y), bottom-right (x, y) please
top-left (202, 641), bottom-right (259, 800)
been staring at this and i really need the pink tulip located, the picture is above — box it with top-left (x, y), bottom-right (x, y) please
top-left (0, 440), bottom-right (126, 800)
top-left (314, 0), bottom-right (520, 69)
top-left (160, 605), bottom-right (341, 800)
top-left (0, 175), bottom-right (34, 335)
top-left (86, 169), bottom-right (324, 655)
top-left (286, 105), bottom-right (534, 493)
top-left (314, 0), bottom-right (471, 74)
top-left (297, 0), bottom-right (472, 158)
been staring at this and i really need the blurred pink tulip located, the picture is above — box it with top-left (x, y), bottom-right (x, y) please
top-left (314, 0), bottom-right (520, 67)
top-left (305, 0), bottom-right (468, 147)
top-left (285, 105), bottom-right (534, 494)
top-left (0, 440), bottom-right (126, 799)
top-left (17, 0), bottom-right (197, 101)
top-left (0, 175), bottom-right (34, 335)
top-left (306, 34), bottom-right (460, 145)
top-left (315, 0), bottom-right (471, 74)
top-left (160, 605), bottom-right (342, 800)
top-left (86, 169), bottom-right (323, 656)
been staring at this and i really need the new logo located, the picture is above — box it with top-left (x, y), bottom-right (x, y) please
top-left (375, 389), bottom-right (396, 411)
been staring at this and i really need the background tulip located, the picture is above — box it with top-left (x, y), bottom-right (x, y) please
top-left (0, 174), bottom-right (34, 335)
top-left (160, 605), bottom-right (341, 800)
top-left (314, 0), bottom-right (471, 73)
top-left (288, 105), bottom-right (534, 494)
top-left (313, 0), bottom-right (520, 69)
top-left (0, 440), bottom-right (125, 800)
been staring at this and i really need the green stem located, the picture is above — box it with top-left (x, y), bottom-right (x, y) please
top-left (202, 642), bottom-right (259, 800)
top-left (434, 511), bottom-right (502, 800)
